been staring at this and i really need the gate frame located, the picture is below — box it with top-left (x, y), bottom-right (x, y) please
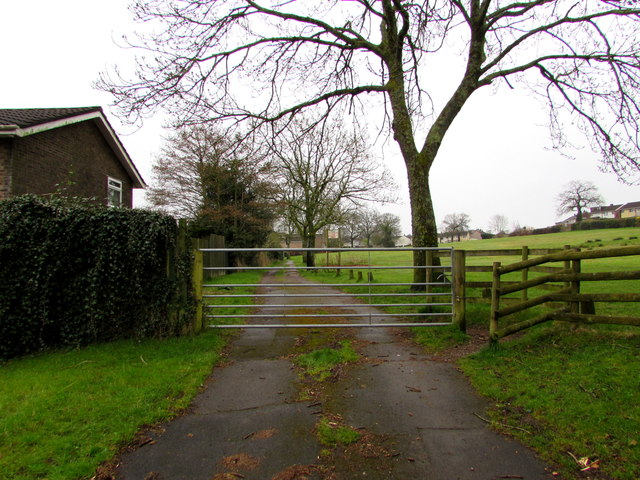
top-left (198, 246), bottom-right (466, 331)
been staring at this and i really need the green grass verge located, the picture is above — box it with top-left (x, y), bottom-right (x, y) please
top-left (294, 341), bottom-right (359, 381)
top-left (0, 331), bottom-right (228, 480)
top-left (316, 416), bottom-right (361, 447)
top-left (459, 325), bottom-right (640, 480)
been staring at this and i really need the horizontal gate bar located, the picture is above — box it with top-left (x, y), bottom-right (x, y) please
top-left (203, 292), bottom-right (451, 298)
top-left (207, 312), bottom-right (452, 318)
top-left (201, 247), bottom-right (452, 252)
top-left (203, 282), bottom-right (450, 288)
top-left (206, 302), bottom-right (453, 309)
top-left (204, 265), bottom-right (452, 271)
top-left (209, 322), bottom-right (453, 329)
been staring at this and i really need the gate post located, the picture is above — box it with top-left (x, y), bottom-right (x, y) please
top-left (452, 249), bottom-right (466, 332)
top-left (192, 241), bottom-right (204, 333)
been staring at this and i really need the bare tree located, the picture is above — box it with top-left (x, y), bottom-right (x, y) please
top-left (556, 180), bottom-right (604, 222)
top-left (358, 208), bottom-right (381, 248)
top-left (488, 214), bottom-right (510, 235)
top-left (271, 119), bottom-right (394, 266)
top-left (98, 1), bottom-right (640, 282)
top-left (339, 211), bottom-right (364, 249)
top-left (442, 213), bottom-right (472, 242)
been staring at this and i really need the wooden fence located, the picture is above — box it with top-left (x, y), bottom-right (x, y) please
top-left (428, 246), bottom-right (567, 305)
top-left (488, 245), bottom-right (640, 342)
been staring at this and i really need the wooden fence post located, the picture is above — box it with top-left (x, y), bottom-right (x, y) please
top-left (490, 261), bottom-right (501, 342)
top-left (563, 245), bottom-right (572, 291)
top-left (192, 240), bottom-right (204, 333)
top-left (452, 249), bottom-right (466, 332)
top-left (570, 256), bottom-right (581, 315)
top-left (521, 246), bottom-right (529, 301)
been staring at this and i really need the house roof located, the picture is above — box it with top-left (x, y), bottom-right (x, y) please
top-left (591, 204), bottom-right (622, 213)
top-left (0, 107), bottom-right (146, 189)
top-left (618, 201), bottom-right (640, 210)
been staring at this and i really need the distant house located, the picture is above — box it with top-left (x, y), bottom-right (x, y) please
top-left (589, 204), bottom-right (622, 219)
top-left (394, 235), bottom-right (412, 247)
top-left (439, 229), bottom-right (483, 243)
top-left (282, 233), bottom-right (327, 249)
top-left (0, 107), bottom-right (145, 207)
top-left (617, 201), bottom-right (640, 219)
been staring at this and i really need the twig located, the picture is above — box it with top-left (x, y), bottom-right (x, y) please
top-left (578, 383), bottom-right (598, 399)
top-left (63, 360), bottom-right (95, 369)
top-left (140, 355), bottom-right (148, 364)
top-left (473, 412), bottom-right (532, 435)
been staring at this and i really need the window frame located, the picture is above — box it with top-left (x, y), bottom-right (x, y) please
top-left (107, 176), bottom-right (123, 207)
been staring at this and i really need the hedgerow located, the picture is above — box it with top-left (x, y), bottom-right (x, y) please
top-left (572, 217), bottom-right (640, 231)
top-left (0, 195), bottom-right (195, 359)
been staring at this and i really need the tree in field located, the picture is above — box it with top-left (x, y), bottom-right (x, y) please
top-left (339, 211), bottom-right (365, 249)
top-left (373, 213), bottom-right (402, 247)
top-left (442, 213), bottom-right (471, 242)
top-left (556, 180), bottom-right (604, 223)
top-left (148, 124), bottom-right (278, 248)
top-left (98, 1), bottom-right (640, 283)
top-left (270, 119), bottom-right (394, 266)
top-left (488, 214), bottom-right (510, 235)
top-left (358, 208), bottom-right (381, 248)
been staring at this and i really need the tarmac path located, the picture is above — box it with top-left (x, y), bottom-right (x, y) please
top-left (114, 264), bottom-right (556, 480)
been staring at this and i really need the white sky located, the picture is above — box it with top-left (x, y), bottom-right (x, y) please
top-left (2, 0), bottom-right (638, 235)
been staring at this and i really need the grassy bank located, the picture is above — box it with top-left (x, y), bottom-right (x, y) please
top-left (0, 332), bottom-right (228, 480)
top-left (460, 325), bottom-right (640, 479)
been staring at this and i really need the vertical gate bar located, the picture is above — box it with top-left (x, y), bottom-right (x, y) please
top-left (453, 249), bottom-right (466, 332)
top-left (368, 249), bottom-right (372, 325)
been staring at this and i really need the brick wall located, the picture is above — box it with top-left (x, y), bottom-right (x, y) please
top-left (0, 139), bottom-right (11, 201)
top-left (8, 121), bottom-right (134, 207)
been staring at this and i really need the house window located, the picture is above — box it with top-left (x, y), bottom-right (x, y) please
top-left (107, 177), bottom-right (122, 207)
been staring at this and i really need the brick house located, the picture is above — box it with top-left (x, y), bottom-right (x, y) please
top-left (617, 201), bottom-right (640, 219)
top-left (0, 107), bottom-right (145, 207)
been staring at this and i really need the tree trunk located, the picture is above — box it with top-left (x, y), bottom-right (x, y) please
top-left (406, 161), bottom-right (439, 287)
top-left (304, 231), bottom-right (316, 267)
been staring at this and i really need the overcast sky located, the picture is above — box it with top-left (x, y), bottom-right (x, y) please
top-left (2, 0), bottom-right (638, 235)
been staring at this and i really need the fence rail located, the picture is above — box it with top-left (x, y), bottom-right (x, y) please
top-left (489, 245), bottom-right (640, 342)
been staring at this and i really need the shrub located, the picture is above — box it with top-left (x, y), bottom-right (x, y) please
top-left (0, 195), bottom-right (195, 359)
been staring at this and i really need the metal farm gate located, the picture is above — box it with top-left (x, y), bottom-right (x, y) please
top-left (200, 247), bottom-right (461, 329)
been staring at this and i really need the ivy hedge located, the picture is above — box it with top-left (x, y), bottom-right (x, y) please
top-left (0, 195), bottom-right (195, 360)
